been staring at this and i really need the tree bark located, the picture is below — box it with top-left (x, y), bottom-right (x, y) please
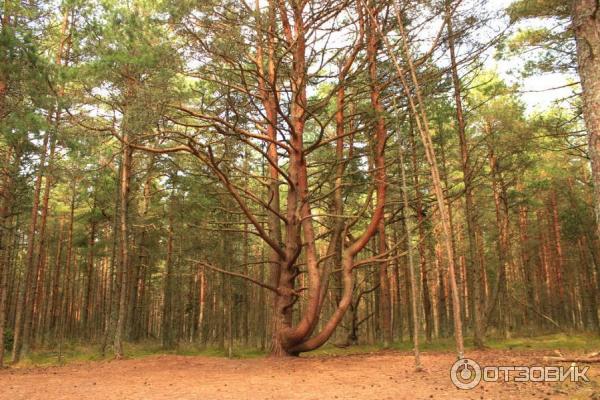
top-left (572, 0), bottom-right (600, 237)
top-left (0, 147), bottom-right (18, 367)
top-left (114, 143), bottom-right (132, 358)
top-left (377, 218), bottom-right (392, 347)
top-left (82, 205), bottom-right (97, 337)
top-left (162, 192), bottom-right (175, 349)
top-left (398, 131), bottom-right (422, 370)
top-left (408, 127), bottom-right (434, 343)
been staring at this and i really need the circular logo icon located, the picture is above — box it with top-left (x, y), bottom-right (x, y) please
top-left (450, 358), bottom-right (482, 390)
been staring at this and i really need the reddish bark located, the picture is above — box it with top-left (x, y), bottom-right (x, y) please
top-left (573, 0), bottom-right (600, 236)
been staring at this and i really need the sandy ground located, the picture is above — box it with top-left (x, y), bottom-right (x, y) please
top-left (0, 350), bottom-right (597, 399)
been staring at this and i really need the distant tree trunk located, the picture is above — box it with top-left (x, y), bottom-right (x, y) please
top-left (573, 0), bottom-right (600, 237)
top-left (485, 143), bottom-right (511, 337)
top-left (226, 266), bottom-right (234, 358)
top-left (408, 127), bottom-right (433, 343)
top-left (398, 133), bottom-right (422, 370)
top-left (162, 193), bottom-right (175, 349)
top-left (58, 183), bottom-right (76, 355)
top-left (101, 166), bottom-right (120, 355)
top-left (128, 165), bottom-right (153, 342)
top-left (82, 202), bottom-right (97, 337)
top-left (518, 204), bottom-right (536, 323)
top-left (0, 144), bottom-right (19, 367)
top-left (550, 191), bottom-right (567, 321)
top-left (377, 219), bottom-right (392, 347)
top-left (435, 242), bottom-right (449, 336)
top-left (12, 130), bottom-right (49, 363)
top-left (0, 216), bottom-right (10, 368)
top-left (241, 153), bottom-right (250, 345)
top-left (197, 264), bottom-right (206, 343)
top-left (0, 155), bottom-right (17, 368)
top-left (391, 225), bottom-right (403, 342)
top-left (31, 138), bottom-right (56, 345)
top-left (577, 237), bottom-right (600, 331)
top-left (438, 126), bottom-right (464, 336)
top-left (536, 210), bottom-right (552, 319)
top-left (46, 216), bottom-right (64, 341)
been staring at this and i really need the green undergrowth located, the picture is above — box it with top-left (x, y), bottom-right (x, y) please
top-left (303, 333), bottom-right (600, 357)
top-left (484, 333), bottom-right (600, 352)
top-left (10, 333), bottom-right (600, 368)
top-left (14, 341), bottom-right (266, 368)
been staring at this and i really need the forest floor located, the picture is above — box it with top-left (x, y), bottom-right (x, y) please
top-left (0, 346), bottom-right (599, 400)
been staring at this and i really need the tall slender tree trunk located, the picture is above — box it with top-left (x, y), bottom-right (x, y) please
top-left (0, 215), bottom-right (11, 368)
top-left (82, 205), bottom-right (97, 337)
top-left (0, 150), bottom-right (18, 368)
top-left (518, 204), bottom-right (536, 323)
top-left (572, 0), bottom-right (600, 237)
top-left (485, 143), bottom-right (511, 337)
top-left (58, 183), bottom-right (76, 359)
top-left (114, 143), bottom-right (132, 358)
top-left (47, 217), bottom-right (65, 340)
top-left (101, 165), bottom-right (120, 355)
top-left (398, 132), bottom-right (422, 370)
top-left (0, 144), bottom-right (20, 367)
top-left (409, 129), bottom-right (434, 343)
top-left (162, 192), bottom-right (175, 349)
top-left (378, 218), bottom-right (392, 347)
top-left (30, 138), bottom-right (56, 345)
top-left (197, 264), bottom-right (206, 343)
top-left (550, 191), bottom-right (567, 322)
top-left (446, 0), bottom-right (484, 348)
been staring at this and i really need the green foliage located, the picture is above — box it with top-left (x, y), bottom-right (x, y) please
top-left (507, 0), bottom-right (571, 22)
top-left (501, 0), bottom-right (576, 76)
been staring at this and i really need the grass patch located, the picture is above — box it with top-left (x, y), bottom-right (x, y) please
top-left (18, 343), bottom-right (111, 368)
top-left (305, 344), bottom-right (382, 357)
top-left (484, 333), bottom-right (600, 352)
top-left (12, 333), bottom-right (600, 368)
top-left (13, 341), bottom-right (267, 368)
top-left (306, 333), bottom-right (600, 358)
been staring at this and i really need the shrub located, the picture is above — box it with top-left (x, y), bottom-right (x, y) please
top-left (3, 328), bottom-right (14, 351)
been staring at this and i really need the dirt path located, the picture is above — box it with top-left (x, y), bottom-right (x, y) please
top-left (0, 350), bottom-right (596, 399)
